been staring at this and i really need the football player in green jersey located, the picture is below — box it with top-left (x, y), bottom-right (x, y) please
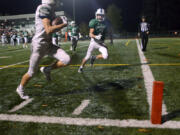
top-left (69, 21), bottom-right (79, 51)
top-left (78, 8), bottom-right (108, 73)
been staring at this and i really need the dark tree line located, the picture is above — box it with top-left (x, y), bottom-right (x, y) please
top-left (142, 0), bottom-right (180, 31)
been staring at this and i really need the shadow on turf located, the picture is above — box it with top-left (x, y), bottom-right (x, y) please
top-left (81, 63), bottom-right (151, 73)
top-left (162, 110), bottom-right (180, 123)
top-left (30, 77), bottom-right (142, 97)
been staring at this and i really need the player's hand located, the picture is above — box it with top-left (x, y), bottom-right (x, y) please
top-left (95, 34), bottom-right (102, 40)
top-left (146, 31), bottom-right (149, 35)
top-left (61, 16), bottom-right (68, 25)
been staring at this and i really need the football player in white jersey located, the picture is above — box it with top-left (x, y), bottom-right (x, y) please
top-left (16, 0), bottom-right (70, 100)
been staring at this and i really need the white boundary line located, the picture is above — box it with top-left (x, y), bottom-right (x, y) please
top-left (8, 98), bottom-right (34, 113)
top-left (72, 100), bottom-right (90, 115)
top-left (136, 39), bottom-right (167, 116)
top-left (0, 56), bottom-right (11, 59)
top-left (0, 60), bottom-right (29, 70)
top-left (0, 114), bottom-right (180, 129)
top-left (0, 49), bottom-right (28, 55)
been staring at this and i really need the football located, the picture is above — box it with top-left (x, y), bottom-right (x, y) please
top-left (52, 16), bottom-right (63, 25)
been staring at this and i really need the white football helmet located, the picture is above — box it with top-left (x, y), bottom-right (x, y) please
top-left (71, 21), bottom-right (75, 26)
top-left (42, 0), bottom-right (56, 5)
top-left (95, 8), bottom-right (105, 21)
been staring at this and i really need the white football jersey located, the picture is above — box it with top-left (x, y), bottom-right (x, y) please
top-left (32, 4), bottom-right (56, 44)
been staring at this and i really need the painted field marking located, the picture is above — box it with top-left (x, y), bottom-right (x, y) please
top-left (0, 56), bottom-right (11, 59)
top-left (0, 48), bottom-right (29, 55)
top-left (0, 44), bottom-right (89, 70)
top-left (8, 98), bottom-right (34, 113)
top-left (0, 60), bottom-right (29, 70)
top-left (1, 63), bottom-right (180, 68)
top-left (136, 39), bottom-right (167, 116)
top-left (125, 40), bottom-right (131, 46)
top-left (0, 114), bottom-right (180, 129)
top-left (72, 100), bottom-right (90, 115)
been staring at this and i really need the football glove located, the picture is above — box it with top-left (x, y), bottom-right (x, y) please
top-left (61, 16), bottom-right (68, 25)
top-left (95, 34), bottom-right (102, 40)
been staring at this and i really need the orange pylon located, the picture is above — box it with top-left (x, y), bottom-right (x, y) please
top-left (151, 81), bottom-right (164, 124)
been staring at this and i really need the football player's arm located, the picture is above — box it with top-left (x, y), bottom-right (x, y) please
top-left (42, 18), bottom-right (67, 35)
top-left (89, 28), bottom-right (96, 38)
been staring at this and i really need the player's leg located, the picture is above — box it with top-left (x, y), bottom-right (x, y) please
top-left (78, 42), bottom-right (94, 73)
top-left (70, 37), bottom-right (73, 51)
top-left (144, 34), bottom-right (149, 51)
top-left (40, 45), bottom-right (70, 80)
top-left (16, 46), bottom-right (43, 99)
top-left (90, 44), bottom-right (108, 66)
top-left (73, 38), bottom-right (78, 51)
top-left (141, 33), bottom-right (145, 51)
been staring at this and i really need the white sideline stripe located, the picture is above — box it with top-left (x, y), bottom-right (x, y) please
top-left (0, 56), bottom-right (11, 59)
top-left (72, 100), bottom-right (90, 115)
top-left (0, 49), bottom-right (28, 55)
top-left (0, 114), bottom-right (180, 129)
top-left (136, 39), bottom-right (168, 116)
top-left (8, 98), bottom-right (34, 113)
top-left (0, 60), bottom-right (29, 70)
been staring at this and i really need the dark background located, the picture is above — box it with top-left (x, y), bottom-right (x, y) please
top-left (0, 0), bottom-right (180, 32)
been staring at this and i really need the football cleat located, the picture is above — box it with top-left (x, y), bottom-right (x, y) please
top-left (90, 56), bottom-right (96, 67)
top-left (16, 85), bottom-right (29, 100)
top-left (40, 67), bottom-right (51, 81)
top-left (78, 67), bottom-right (83, 73)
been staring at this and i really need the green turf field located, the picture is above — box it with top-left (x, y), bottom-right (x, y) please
top-left (0, 38), bottom-right (180, 134)
top-left (144, 38), bottom-right (180, 121)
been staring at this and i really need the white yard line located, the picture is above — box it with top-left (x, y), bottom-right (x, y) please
top-left (72, 100), bottom-right (90, 115)
top-left (0, 56), bottom-right (11, 59)
top-left (0, 49), bottom-right (28, 55)
top-left (0, 114), bottom-right (180, 129)
top-left (8, 98), bottom-right (34, 113)
top-left (0, 60), bottom-right (29, 70)
top-left (136, 39), bottom-right (168, 116)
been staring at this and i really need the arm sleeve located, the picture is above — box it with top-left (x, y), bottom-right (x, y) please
top-left (39, 6), bottom-right (51, 19)
top-left (89, 19), bottom-right (95, 29)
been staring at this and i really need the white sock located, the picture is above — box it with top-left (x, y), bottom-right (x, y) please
top-left (19, 84), bottom-right (24, 90)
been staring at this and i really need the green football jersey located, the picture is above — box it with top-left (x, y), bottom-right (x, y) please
top-left (52, 33), bottom-right (58, 38)
top-left (89, 19), bottom-right (107, 43)
top-left (69, 26), bottom-right (79, 37)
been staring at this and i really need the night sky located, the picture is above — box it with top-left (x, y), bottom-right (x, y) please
top-left (0, 0), bottom-right (142, 32)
